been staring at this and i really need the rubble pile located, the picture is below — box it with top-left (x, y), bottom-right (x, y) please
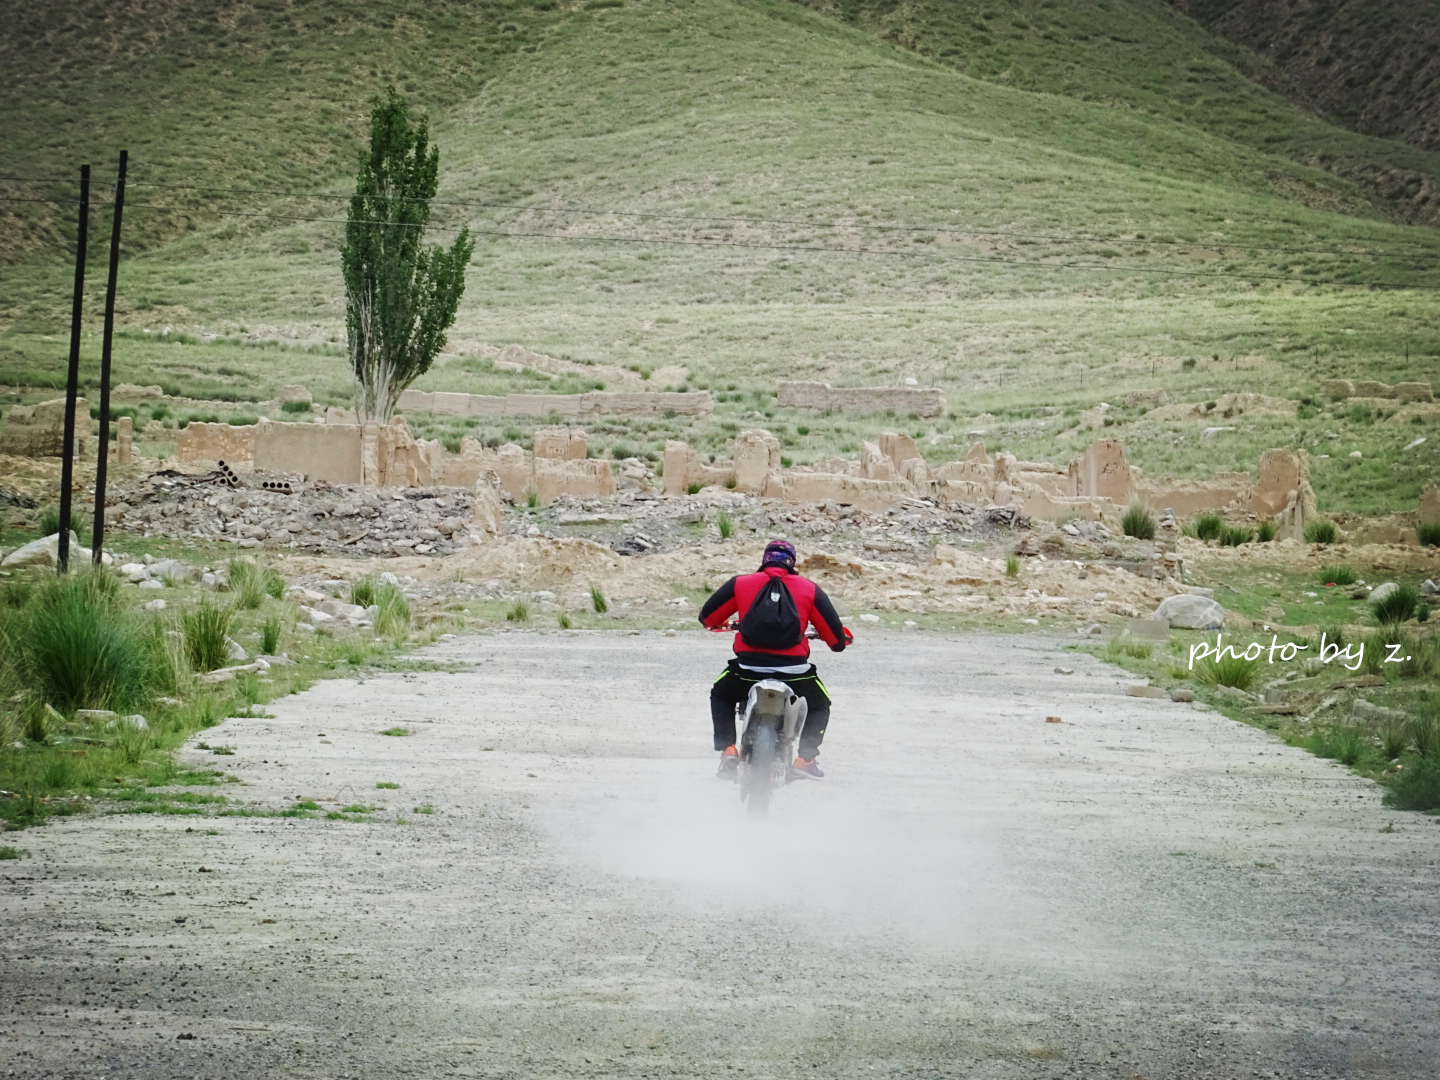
top-left (107, 473), bottom-right (478, 556)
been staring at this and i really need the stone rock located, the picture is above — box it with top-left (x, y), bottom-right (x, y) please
top-left (1153, 594), bottom-right (1225, 630)
top-left (858, 613), bottom-right (880, 623)
top-left (1368, 582), bottom-right (1399, 605)
top-left (1127, 685), bottom-right (1166, 698)
top-left (108, 714), bottom-right (148, 730)
top-left (0, 531), bottom-right (84, 568)
top-left (143, 598), bottom-right (167, 611)
top-left (150, 558), bottom-right (197, 584)
top-left (316, 599), bottom-right (366, 620)
top-left (225, 637), bottom-right (248, 661)
top-left (1353, 699), bottom-right (1407, 725)
top-left (1179, 585), bottom-right (1215, 599)
top-left (300, 605), bottom-right (334, 625)
top-left (75, 709), bottom-right (118, 723)
top-left (138, 579), bottom-right (165, 590)
top-left (1168, 688), bottom-right (1196, 702)
top-left (1422, 579), bottom-right (1438, 596)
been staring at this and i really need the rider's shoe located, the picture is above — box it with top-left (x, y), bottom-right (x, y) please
top-left (716, 745), bottom-right (739, 781)
top-left (790, 756), bottom-right (824, 780)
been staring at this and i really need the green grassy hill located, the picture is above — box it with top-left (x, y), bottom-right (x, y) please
top-left (1, 0), bottom-right (1438, 514)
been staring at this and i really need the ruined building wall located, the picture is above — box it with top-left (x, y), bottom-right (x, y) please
top-left (777, 381), bottom-right (947, 418)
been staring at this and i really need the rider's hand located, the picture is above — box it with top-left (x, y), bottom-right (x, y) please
top-left (830, 626), bottom-right (853, 652)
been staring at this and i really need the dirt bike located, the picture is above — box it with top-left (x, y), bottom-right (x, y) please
top-left (734, 677), bottom-right (809, 817)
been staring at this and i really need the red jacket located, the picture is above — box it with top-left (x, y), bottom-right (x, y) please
top-left (698, 566), bottom-right (847, 660)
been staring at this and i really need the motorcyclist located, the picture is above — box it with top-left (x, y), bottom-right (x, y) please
top-left (698, 539), bottom-right (851, 780)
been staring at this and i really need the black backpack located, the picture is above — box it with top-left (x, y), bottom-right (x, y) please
top-left (738, 575), bottom-right (803, 649)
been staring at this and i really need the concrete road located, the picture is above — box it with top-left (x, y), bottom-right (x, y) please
top-left (2, 630), bottom-right (1437, 1079)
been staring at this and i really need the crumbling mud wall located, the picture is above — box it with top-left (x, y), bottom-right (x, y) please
top-left (1324, 378), bottom-right (1433, 402)
top-left (777, 381), bottom-right (947, 418)
top-left (397, 388), bottom-right (714, 417)
top-left (179, 422), bottom-right (259, 469)
top-left (0, 397), bottom-right (93, 457)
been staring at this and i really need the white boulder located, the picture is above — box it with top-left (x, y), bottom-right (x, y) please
top-left (1154, 593), bottom-right (1225, 630)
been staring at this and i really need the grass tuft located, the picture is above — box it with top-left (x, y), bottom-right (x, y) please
top-left (1255, 519), bottom-right (1278, 543)
top-left (1219, 524), bottom-right (1255, 546)
top-left (590, 584), bottom-right (608, 614)
top-left (228, 558), bottom-right (264, 610)
top-left (1418, 522), bottom-right (1440, 548)
top-left (1121, 501), bottom-right (1155, 540)
top-left (1192, 513), bottom-right (1223, 542)
top-left (1304, 519), bottom-right (1339, 545)
top-left (181, 600), bottom-right (235, 673)
top-left (557, 612), bottom-right (573, 629)
top-left (260, 614), bottom-right (283, 656)
top-left (1194, 653), bottom-right (1260, 690)
top-left (717, 511), bottom-right (733, 540)
top-left (374, 581), bottom-right (412, 640)
top-left (1320, 564), bottom-right (1358, 586)
top-left (505, 600), bottom-right (531, 622)
top-left (1372, 585), bottom-right (1419, 626)
top-left (1005, 553), bottom-right (1019, 578)
top-left (380, 727), bottom-right (410, 737)
top-left (350, 576), bottom-right (377, 608)
top-left (1384, 758), bottom-right (1440, 811)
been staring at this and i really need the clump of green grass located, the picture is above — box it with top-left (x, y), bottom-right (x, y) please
top-left (1372, 585), bottom-right (1419, 626)
top-left (1304, 519), bottom-right (1339, 545)
top-left (525, 486), bottom-right (540, 509)
top-left (380, 727), bottom-right (410, 737)
top-left (717, 511), bottom-right (733, 540)
top-left (1409, 711), bottom-right (1440, 760)
top-left (227, 558), bottom-right (264, 610)
top-left (686, 481), bottom-right (703, 495)
top-left (376, 781), bottom-right (400, 789)
top-left (1194, 653), bottom-right (1260, 691)
top-left (260, 614), bottom-right (283, 656)
top-left (2, 580), bottom-right (35, 609)
top-left (1418, 522), bottom-right (1440, 548)
top-left (1255, 519), bottom-right (1277, 543)
top-left (1192, 512), bottom-right (1223, 542)
top-left (557, 612), bottom-right (573, 629)
top-left (262, 567), bottom-right (285, 600)
top-left (1302, 724), bottom-right (1374, 768)
top-left (1320, 564), bottom-right (1357, 586)
top-left (1121, 501), bottom-right (1155, 540)
top-left (4, 570), bottom-right (156, 717)
top-left (350, 576), bottom-right (377, 607)
top-left (590, 584), bottom-right (608, 614)
top-left (0, 846), bottom-right (27, 860)
top-left (505, 600), bottom-right (531, 622)
top-left (1105, 634), bottom-right (1152, 660)
top-left (280, 399), bottom-right (311, 414)
top-left (181, 600), bottom-right (235, 673)
top-left (374, 581), bottom-right (411, 639)
top-left (413, 803), bottom-right (436, 814)
top-left (37, 505), bottom-right (88, 542)
top-left (1219, 524), bottom-right (1255, 547)
top-left (1419, 604), bottom-right (1432, 623)
top-left (1383, 758), bottom-right (1440, 811)
top-left (1379, 720), bottom-right (1410, 761)
top-left (1005, 553), bottom-right (1019, 578)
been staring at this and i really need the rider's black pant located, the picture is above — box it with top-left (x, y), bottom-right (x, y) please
top-left (710, 659), bottom-right (831, 759)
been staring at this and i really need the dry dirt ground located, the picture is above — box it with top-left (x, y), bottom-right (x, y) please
top-left (2, 630), bottom-right (1439, 1079)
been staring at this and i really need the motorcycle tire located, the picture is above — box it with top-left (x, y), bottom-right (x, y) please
top-left (744, 723), bottom-right (777, 817)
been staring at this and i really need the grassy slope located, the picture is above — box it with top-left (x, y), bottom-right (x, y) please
top-left (1, 0), bottom-right (1438, 510)
top-left (791, 0), bottom-right (1440, 224)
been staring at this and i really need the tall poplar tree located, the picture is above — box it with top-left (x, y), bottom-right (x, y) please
top-left (342, 88), bottom-right (473, 423)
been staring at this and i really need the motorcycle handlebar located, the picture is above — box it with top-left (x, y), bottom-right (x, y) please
top-left (705, 621), bottom-right (857, 645)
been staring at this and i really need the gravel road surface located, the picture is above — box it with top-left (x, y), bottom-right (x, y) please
top-left (2, 630), bottom-right (1438, 1079)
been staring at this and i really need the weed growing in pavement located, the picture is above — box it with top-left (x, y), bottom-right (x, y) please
top-left (1320, 565), bottom-right (1358, 586)
top-left (1305, 520), bottom-right (1339, 545)
top-left (1122, 502), bottom-right (1155, 540)
top-left (181, 600), bottom-right (235, 673)
top-left (1372, 585), bottom-right (1419, 626)
top-left (590, 584), bottom-right (608, 614)
top-left (376, 781), bottom-right (400, 789)
top-left (380, 727), bottom-right (410, 737)
top-left (505, 600), bottom-right (531, 622)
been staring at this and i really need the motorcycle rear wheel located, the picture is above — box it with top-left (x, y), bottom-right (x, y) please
top-left (743, 723), bottom-right (777, 817)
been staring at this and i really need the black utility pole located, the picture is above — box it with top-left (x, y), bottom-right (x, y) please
top-left (92, 150), bottom-right (128, 564)
top-left (58, 164), bottom-right (90, 575)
